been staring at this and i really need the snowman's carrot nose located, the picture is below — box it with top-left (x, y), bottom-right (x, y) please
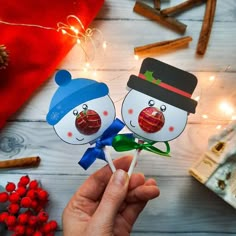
top-left (138, 107), bottom-right (165, 133)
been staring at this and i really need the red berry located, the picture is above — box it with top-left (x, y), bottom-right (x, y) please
top-left (8, 203), bottom-right (20, 214)
top-left (5, 182), bottom-right (16, 192)
top-left (42, 220), bottom-right (58, 233)
top-left (42, 223), bottom-right (51, 233)
top-left (0, 192), bottom-right (9, 202)
top-left (38, 190), bottom-right (48, 201)
top-left (16, 186), bottom-right (27, 197)
top-left (9, 192), bottom-right (20, 203)
top-left (26, 189), bottom-right (37, 199)
top-left (19, 175), bottom-right (30, 186)
top-left (29, 180), bottom-right (39, 189)
top-left (30, 199), bottom-right (39, 209)
top-left (28, 215), bottom-right (38, 226)
top-left (0, 212), bottom-right (9, 222)
top-left (49, 220), bottom-right (58, 231)
top-left (25, 227), bottom-right (35, 235)
top-left (45, 233), bottom-right (55, 236)
top-left (38, 211), bottom-right (49, 223)
top-left (24, 209), bottom-right (33, 216)
top-left (20, 197), bottom-right (32, 208)
top-left (36, 187), bottom-right (43, 192)
top-left (5, 214), bottom-right (16, 227)
top-left (17, 213), bottom-right (29, 224)
top-left (15, 224), bottom-right (25, 235)
top-left (33, 231), bottom-right (43, 236)
top-left (35, 205), bottom-right (44, 213)
top-left (8, 226), bottom-right (17, 232)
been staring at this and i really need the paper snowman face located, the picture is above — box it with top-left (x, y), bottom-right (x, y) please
top-left (122, 58), bottom-right (198, 143)
top-left (46, 70), bottom-right (116, 145)
top-left (54, 96), bottom-right (115, 145)
top-left (122, 90), bottom-right (188, 142)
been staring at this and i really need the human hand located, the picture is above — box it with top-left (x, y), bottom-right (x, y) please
top-left (62, 156), bottom-right (160, 236)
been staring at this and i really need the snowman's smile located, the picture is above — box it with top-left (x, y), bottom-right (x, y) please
top-left (76, 137), bottom-right (85, 141)
top-left (130, 120), bottom-right (136, 128)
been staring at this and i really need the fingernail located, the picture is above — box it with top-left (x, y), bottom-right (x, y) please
top-left (113, 169), bottom-right (128, 186)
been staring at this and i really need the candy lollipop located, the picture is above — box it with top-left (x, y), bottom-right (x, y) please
top-left (112, 58), bottom-right (198, 175)
top-left (46, 70), bottom-right (124, 171)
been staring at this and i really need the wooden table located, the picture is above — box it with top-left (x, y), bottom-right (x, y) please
top-left (1, 1), bottom-right (236, 235)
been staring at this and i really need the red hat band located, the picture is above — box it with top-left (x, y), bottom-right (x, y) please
top-left (138, 72), bottom-right (192, 98)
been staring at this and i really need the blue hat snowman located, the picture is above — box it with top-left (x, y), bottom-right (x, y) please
top-left (46, 70), bottom-right (109, 126)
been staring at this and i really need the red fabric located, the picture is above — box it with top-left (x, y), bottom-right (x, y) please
top-left (0, 0), bottom-right (104, 129)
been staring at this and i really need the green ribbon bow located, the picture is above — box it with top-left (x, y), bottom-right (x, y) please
top-left (112, 134), bottom-right (171, 157)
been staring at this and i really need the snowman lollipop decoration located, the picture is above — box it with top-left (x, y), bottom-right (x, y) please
top-left (47, 70), bottom-right (125, 171)
top-left (113, 58), bottom-right (198, 175)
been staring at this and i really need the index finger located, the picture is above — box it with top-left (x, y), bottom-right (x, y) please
top-left (75, 155), bottom-right (133, 201)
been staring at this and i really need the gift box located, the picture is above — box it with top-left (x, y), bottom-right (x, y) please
top-left (189, 121), bottom-right (236, 208)
top-left (0, 0), bottom-right (104, 129)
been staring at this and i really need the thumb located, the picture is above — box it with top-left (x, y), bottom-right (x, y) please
top-left (92, 169), bottom-right (129, 229)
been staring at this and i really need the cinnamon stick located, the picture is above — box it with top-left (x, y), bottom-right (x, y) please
top-left (0, 156), bottom-right (41, 169)
top-left (196, 0), bottom-right (217, 55)
top-left (154, 0), bottom-right (161, 10)
top-left (133, 1), bottom-right (187, 34)
top-left (134, 36), bottom-right (192, 56)
top-left (161, 0), bottom-right (206, 16)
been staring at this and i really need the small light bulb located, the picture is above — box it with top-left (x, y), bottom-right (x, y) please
top-left (77, 38), bottom-right (81, 44)
top-left (134, 55), bottom-right (139, 61)
top-left (62, 29), bottom-right (67, 35)
top-left (216, 125), bottom-right (222, 130)
top-left (202, 114), bottom-right (208, 119)
top-left (209, 75), bottom-right (215, 81)
top-left (102, 41), bottom-right (107, 49)
top-left (219, 101), bottom-right (234, 115)
top-left (86, 63), bottom-right (90, 68)
top-left (74, 28), bottom-right (79, 35)
top-left (232, 115), bottom-right (236, 120)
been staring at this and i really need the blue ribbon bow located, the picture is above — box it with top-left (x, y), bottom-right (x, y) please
top-left (78, 118), bottom-right (125, 170)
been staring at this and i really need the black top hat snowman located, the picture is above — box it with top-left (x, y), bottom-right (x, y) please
top-left (121, 57), bottom-right (198, 142)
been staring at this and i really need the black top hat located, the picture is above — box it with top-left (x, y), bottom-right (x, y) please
top-left (127, 58), bottom-right (198, 113)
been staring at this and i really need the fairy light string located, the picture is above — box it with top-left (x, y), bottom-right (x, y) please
top-left (0, 15), bottom-right (107, 76)
top-left (192, 74), bottom-right (236, 129)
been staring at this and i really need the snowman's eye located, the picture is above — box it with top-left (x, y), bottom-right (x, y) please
top-left (73, 110), bottom-right (78, 116)
top-left (82, 104), bottom-right (88, 110)
top-left (148, 100), bottom-right (155, 107)
top-left (160, 105), bottom-right (166, 112)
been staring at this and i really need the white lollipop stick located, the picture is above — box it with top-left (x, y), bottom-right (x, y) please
top-left (128, 149), bottom-right (141, 177)
top-left (104, 146), bottom-right (116, 173)
top-left (128, 139), bottom-right (144, 176)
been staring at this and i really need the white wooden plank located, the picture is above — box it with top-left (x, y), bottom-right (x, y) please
top-left (0, 122), bottom-right (230, 176)
top-left (0, 175), bottom-right (236, 233)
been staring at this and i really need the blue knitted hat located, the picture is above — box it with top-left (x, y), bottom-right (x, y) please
top-left (46, 70), bottom-right (109, 125)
